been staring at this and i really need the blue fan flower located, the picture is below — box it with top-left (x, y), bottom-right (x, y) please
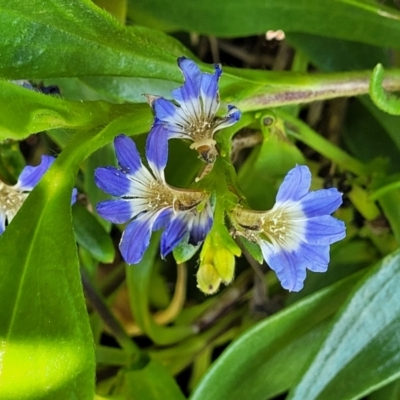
top-left (95, 134), bottom-right (213, 264)
top-left (147, 57), bottom-right (241, 164)
top-left (232, 165), bottom-right (346, 292)
top-left (0, 155), bottom-right (55, 234)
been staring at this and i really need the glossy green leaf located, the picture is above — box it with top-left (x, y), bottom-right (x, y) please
top-left (254, 321), bottom-right (328, 399)
top-left (0, 80), bottom-right (135, 140)
top-left (288, 249), bottom-right (400, 400)
top-left (287, 33), bottom-right (391, 72)
top-left (129, 0), bottom-right (400, 49)
top-left (93, 0), bottom-right (127, 24)
top-left (0, 108), bottom-right (150, 399)
top-left (0, 0), bottom-right (182, 80)
top-left (369, 378), bottom-right (400, 400)
top-left (72, 203), bottom-right (115, 264)
top-left (4, 1), bottom-right (400, 114)
top-left (114, 360), bottom-right (187, 400)
top-left (0, 163), bottom-right (94, 399)
top-left (190, 272), bottom-right (364, 400)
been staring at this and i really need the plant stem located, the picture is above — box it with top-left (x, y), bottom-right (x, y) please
top-left (230, 68), bottom-right (400, 111)
top-left (275, 109), bottom-right (369, 176)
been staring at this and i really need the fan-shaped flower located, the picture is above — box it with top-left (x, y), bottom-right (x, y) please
top-left (0, 155), bottom-right (55, 234)
top-left (146, 57), bottom-right (241, 164)
top-left (95, 133), bottom-right (213, 264)
top-left (232, 165), bottom-right (346, 292)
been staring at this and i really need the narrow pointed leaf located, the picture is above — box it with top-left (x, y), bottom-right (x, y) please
top-left (130, 0), bottom-right (400, 50)
top-left (190, 271), bottom-right (364, 400)
top-left (289, 249), bottom-right (400, 400)
top-left (0, 109), bottom-right (150, 399)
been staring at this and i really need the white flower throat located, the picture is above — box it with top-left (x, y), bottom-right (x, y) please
top-left (233, 203), bottom-right (306, 250)
top-left (125, 178), bottom-right (209, 214)
top-left (0, 181), bottom-right (28, 222)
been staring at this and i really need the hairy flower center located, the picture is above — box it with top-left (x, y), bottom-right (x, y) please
top-left (187, 118), bottom-right (214, 143)
top-left (0, 181), bottom-right (27, 221)
top-left (232, 207), bottom-right (293, 244)
top-left (139, 180), bottom-right (208, 214)
top-left (262, 209), bottom-right (291, 242)
top-left (186, 117), bottom-right (220, 163)
top-left (144, 181), bottom-right (175, 210)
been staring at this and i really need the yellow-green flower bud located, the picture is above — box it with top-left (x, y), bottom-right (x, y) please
top-left (213, 247), bottom-right (235, 284)
top-left (196, 263), bottom-right (221, 295)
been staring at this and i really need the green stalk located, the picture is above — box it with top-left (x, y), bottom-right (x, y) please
top-left (224, 68), bottom-right (400, 111)
top-left (275, 109), bottom-right (369, 176)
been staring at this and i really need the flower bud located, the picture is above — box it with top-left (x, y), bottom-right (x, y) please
top-left (196, 263), bottom-right (221, 295)
top-left (213, 247), bottom-right (235, 284)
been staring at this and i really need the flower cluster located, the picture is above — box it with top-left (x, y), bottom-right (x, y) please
top-left (0, 155), bottom-right (55, 234)
top-left (95, 57), bottom-right (346, 293)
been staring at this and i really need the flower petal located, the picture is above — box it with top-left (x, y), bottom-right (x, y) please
top-left (95, 166), bottom-right (132, 197)
top-left (71, 188), bottom-right (78, 205)
top-left (153, 97), bottom-right (188, 126)
top-left (96, 199), bottom-right (135, 224)
top-left (16, 155), bottom-right (55, 190)
top-left (299, 244), bottom-right (330, 272)
top-left (119, 211), bottom-right (158, 264)
top-left (160, 213), bottom-right (190, 258)
top-left (259, 240), bottom-right (307, 292)
top-left (276, 165), bottom-right (311, 203)
top-left (146, 122), bottom-right (168, 181)
top-left (171, 57), bottom-right (202, 117)
top-left (152, 207), bottom-right (173, 232)
top-left (0, 212), bottom-right (6, 235)
top-left (200, 63), bottom-right (222, 118)
top-left (305, 216), bottom-right (346, 245)
top-left (114, 134), bottom-right (143, 173)
top-left (189, 204), bottom-right (213, 245)
top-left (213, 105), bottom-right (241, 133)
top-left (300, 188), bottom-right (343, 218)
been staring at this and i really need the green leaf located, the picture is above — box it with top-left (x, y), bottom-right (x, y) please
top-left (0, 0), bottom-right (183, 80)
top-left (287, 33), bottom-right (391, 72)
top-left (190, 271), bottom-right (364, 400)
top-left (0, 162), bottom-right (94, 399)
top-left (369, 378), bottom-right (400, 400)
top-left (0, 108), bottom-right (150, 399)
top-left (93, 0), bottom-right (127, 24)
top-left (288, 249), bottom-right (400, 400)
top-left (72, 203), bottom-right (115, 264)
top-left (129, 0), bottom-right (400, 49)
top-left (0, 80), bottom-right (137, 140)
top-left (173, 241), bottom-right (201, 264)
top-left (114, 359), bottom-right (187, 400)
